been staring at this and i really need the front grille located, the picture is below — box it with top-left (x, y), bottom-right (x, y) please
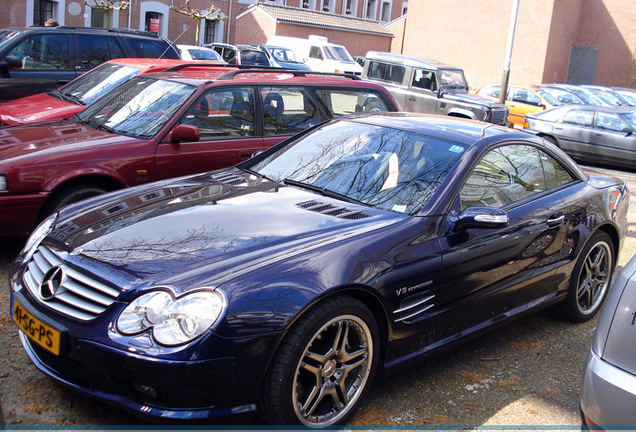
top-left (22, 246), bottom-right (121, 321)
top-left (298, 200), bottom-right (371, 220)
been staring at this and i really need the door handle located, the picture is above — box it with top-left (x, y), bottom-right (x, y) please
top-left (546, 214), bottom-right (565, 227)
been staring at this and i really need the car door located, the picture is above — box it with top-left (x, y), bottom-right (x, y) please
top-left (436, 143), bottom-right (573, 339)
top-left (403, 68), bottom-right (439, 114)
top-left (154, 86), bottom-right (265, 178)
top-left (552, 108), bottom-right (594, 159)
top-left (0, 31), bottom-right (76, 101)
top-left (506, 87), bottom-right (545, 126)
top-left (591, 111), bottom-right (636, 164)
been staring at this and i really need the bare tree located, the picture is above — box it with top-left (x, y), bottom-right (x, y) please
top-left (170, 0), bottom-right (227, 46)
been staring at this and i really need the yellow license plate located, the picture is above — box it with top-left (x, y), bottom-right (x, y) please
top-left (12, 297), bottom-right (61, 356)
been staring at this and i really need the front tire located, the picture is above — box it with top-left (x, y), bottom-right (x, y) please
top-left (558, 231), bottom-right (614, 322)
top-left (260, 295), bottom-right (379, 426)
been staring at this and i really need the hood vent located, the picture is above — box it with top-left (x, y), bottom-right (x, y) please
top-left (298, 200), bottom-right (371, 220)
top-left (210, 171), bottom-right (248, 186)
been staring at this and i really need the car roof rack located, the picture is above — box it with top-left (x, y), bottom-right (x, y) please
top-left (217, 68), bottom-right (361, 80)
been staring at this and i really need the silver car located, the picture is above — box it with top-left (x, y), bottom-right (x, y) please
top-left (524, 105), bottom-right (636, 169)
top-left (580, 254), bottom-right (636, 427)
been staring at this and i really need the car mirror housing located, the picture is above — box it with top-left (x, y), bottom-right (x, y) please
top-left (170, 124), bottom-right (200, 143)
top-left (455, 206), bottom-right (509, 231)
top-left (0, 55), bottom-right (23, 70)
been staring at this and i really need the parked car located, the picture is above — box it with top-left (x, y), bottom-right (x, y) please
top-left (267, 35), bottom-right (362, 75)
top-left (536, 84), bottom-right (585, 105)
top-left (612, 87), bottom-right (636, 106)
top-left (205, 43), bottom-right (271, 66)
top-left (10, 113), bottom-right (627, 425)
top-left (0, 58), bottom-right (197, 126)
top-left (523, 105), bottom-right (636, 169)
top-left (477, 83), bottom-right (559, 126)
top-left (363, 52), bottom-right (509, 125)
top-left (177, 44), bottom-right (224, 62)
top-left (0, 26), bottom-right (180, 102)
top-left (0, 67), bottom-right (398, 236)
top-left (580, 253), bottom-right (636, 428)
top-left (245, 44), bottom-right (310, 70)
top-left (544, 84), bottom-right (608, 106)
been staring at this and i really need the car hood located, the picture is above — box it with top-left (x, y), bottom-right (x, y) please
top-left (49, 170), bottom-right (406, 293)
top-left (0, 120), bottom-right (128, 162)
top-left (445, 91), bottom-right (505, 109)
top-left (0, 93), bottom-right (80, 125)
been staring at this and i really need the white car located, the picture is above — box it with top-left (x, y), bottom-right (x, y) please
top-left (177, 44), bottom-right (224, 62)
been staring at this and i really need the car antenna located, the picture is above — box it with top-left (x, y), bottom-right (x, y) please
top-left (156, 26), bottom-right (189, 63)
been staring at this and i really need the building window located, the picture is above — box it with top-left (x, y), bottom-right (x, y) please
top-left (301, 0), bottom-right (310, 8)
top-left (91, 8), bottom-right (107, 27)
top-left (380, 1), bottom-right (390, 21)
top-left (344, 0), bottom-right (352, 14)
top-left (364, 0), bottom-right (377, 19)
top-left (145, 12), bottom-right (160, 33)
top-left (33, 0), bottom-right (55, 26)
top-left (322, 0), bottom-right (330, 12)
top-left (204, 19), bottom-right (216, 44)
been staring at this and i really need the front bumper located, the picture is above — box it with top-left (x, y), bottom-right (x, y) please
top-left (11, 286), bottom-right (275, 422)
top-left (0, 192), bottom-right (47, 236)
top-left (580, 348), bottom-right (636, 426)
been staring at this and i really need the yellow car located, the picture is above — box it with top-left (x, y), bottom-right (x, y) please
top-left (476, 84), bottom-right (559, 127)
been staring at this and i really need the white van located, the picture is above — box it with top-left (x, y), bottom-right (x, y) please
top-left (266, 35), bottom-right (362, 75)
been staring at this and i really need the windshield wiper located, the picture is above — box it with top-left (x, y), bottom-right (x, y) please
top-left (283, 178), bottom-right (366, 206)
top-left (88, 119), bottom-right (116, 134)
top-left (55, 90), bottom-right (85, 105)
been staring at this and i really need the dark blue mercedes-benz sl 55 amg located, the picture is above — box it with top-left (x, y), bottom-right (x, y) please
top-left (9, 113), bottom-right (629, 426)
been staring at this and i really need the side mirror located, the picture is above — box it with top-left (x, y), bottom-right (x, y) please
top-left (454, 206), bottom-right (509, 231)
top-left (170, 124), bottom-right (199, 142)
top-left (0, 55), bottom-right (23, 69)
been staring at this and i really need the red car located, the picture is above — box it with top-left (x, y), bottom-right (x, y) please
top-left (0, 58), bottom-right (213, 126)
top-left (0, 66), bottom-right (399, 236)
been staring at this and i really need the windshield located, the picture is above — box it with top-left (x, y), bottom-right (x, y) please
top-left (77, 77), bottom-right (195, 138)
top-left (439, 69), bottom-right (468, 90)
top-left (534, 88), bottom-right (561, 106)
top-left (188, 48), bottom-right (222, 61)
top-left (0, 30), bottom-right (19, 50)
top-left (60, 62), bottom-right (142, 105)
top-left (323, 45), bottom-right (353, 62)
top-left (246, 120), bottom-right (465, 214)
top-left (270, 47), bottom-right (299, 63)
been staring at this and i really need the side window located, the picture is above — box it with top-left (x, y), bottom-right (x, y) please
top-left (460, 145), bottom-right (546, 210)
top-left (596, 112), bottom-right (628, 132)
top-left (367, 61), bottom-right (405, 84)
top-left (412, 69), bottom-right (437, 91)
top-left (513, 88), bottom-right (542, 106)
top-left (77, 34), bottom-right (112, 70)
top-left (181, 88), bottom-right (255, 138)
top-left (309, 46), bottom-right (323, 60)
top-left (563, 109), bottom-right (594, 127)
top-left (7, 33), bottom-right (70, 70)
top-left (541, 151), bottom-right (574, 189)
top-left (314, 88), bottom-right (391, 116)
top-left (127, 37), bottom-right (179, 59)
top-left (261, 86), bottom-right (327, 136)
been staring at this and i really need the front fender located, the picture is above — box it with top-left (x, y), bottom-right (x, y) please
top-left (447, 107), bottom-right (480, 120)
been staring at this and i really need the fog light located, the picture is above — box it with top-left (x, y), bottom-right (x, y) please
top-left (133, 383), bottom-right (158, 400)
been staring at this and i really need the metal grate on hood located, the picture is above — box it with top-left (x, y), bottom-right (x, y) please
top-left (210, 171), bottom-right (249, 186)
top-left (22, 246), bottom-right (121, 321)
top-left (297, 201), bottom-right (371, 220)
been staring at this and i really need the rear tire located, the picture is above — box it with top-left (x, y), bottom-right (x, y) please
top-left (260, 295), bottom-right (379, 426)
top-left (556, 231), bottom-right (614, 322)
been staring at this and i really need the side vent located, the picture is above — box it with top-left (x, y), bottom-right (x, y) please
top-left (210, 172), bottom-right (248, 186)
top-left (297, 200), bottom-right (371, 220)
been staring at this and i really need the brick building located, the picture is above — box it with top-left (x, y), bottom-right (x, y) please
top-left (234, 2), bottom-right (394, 55)
top-left (402, 0), bottom-right (636, 89)
top-left (1, 0), bottom-right (405, 50)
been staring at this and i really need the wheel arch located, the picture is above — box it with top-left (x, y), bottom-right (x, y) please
top-left (594, 222), bottom-right (621, 266)
top-left (38, 175), bottom-right (125, 221)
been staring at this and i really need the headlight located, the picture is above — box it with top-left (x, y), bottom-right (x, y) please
top-left (117, 289), bottom-right (226, 346)
top-left (0, 175), bottom-right (7, 192)
top-left (20, 213), bottom-right (57, 261)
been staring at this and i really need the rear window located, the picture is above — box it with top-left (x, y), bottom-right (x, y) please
top-left (240, 49), bottom-right (269, 66)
